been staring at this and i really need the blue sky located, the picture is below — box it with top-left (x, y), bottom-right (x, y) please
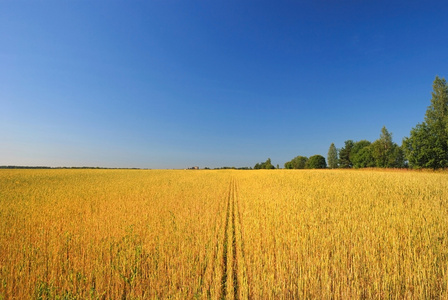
top-left (1, 1), bottom-right (448, 168)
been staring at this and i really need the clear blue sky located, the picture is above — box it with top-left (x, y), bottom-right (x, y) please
top-left (1, 1), bottom-right (448, 168)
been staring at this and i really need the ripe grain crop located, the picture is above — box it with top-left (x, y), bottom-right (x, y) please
top-left (236, 169), bottom-right (448, 298)
top-left (1, 169), bottom-right (448, 299)
top-left (0, 170), bottom-right (230, 299)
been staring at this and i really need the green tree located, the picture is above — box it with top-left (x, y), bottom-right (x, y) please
top-left (353, 146), bottom-right (376, 168)
top-left (255, 158), bottom-right (275, 169)
top-left (305, 155), bottom-right (327, 169)
top-left (404, 76), bottom-right (448, 169)
top-left (371, 126), bottom-right (394, 167)
top-left (264, 158), bottom-right (275, 169)
top-left (350, 140), bottom-right (374, 168)
top-left (351, 140), bottom-right (371, 157)
top-left (426, 76), bottom-right (448, 129)
top-left (284, 156), bottom-right (308, 169)
top-left (371, 126), bottom-right (405, 168)
top-left (404, 122), bottom-right (447, 169)
top-left (339, 140), bottom-right (354, 168)
top-left (392, 145), bottom-right (406, 168)
top-left (327, 143), bottom-right (338, 168)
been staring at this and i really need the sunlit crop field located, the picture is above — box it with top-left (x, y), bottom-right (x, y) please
top-left (1, 169), bottom-right (448, 299)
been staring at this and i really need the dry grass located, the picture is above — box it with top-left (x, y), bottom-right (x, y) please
top-left (1, 169), bottom-right (448, 299)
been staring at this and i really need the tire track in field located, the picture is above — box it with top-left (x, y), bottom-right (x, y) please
top-left (200, 181), bottom-right (231, 298)
top-left (200, 185), bottom-right (228, 298)
top-left (221, 180), bottom-right (231, 299)
top-left (233, 179), bottom-right (250, 299)
top-left (221, 178), bottom-right (248, 300)
top-left (231, 179), bottom-right (238, 299)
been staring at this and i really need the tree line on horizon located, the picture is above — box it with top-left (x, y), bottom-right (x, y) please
top-left (330, 76), bottom-right (448, 170)
top-left (262, 76), bottom-right (448, 170)
top-left (325, 126), bottom-right (405, 169)
top-left (3, 77), bottom-right (446, 171)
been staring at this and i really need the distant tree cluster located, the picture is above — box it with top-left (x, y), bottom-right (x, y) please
top-left (284, 156), bottom-right (308, 169)
top-left (307, 155), bottom-right (327, 169)
top-left (325, 76), bottom-right (448, 170)
top-left (330, 126), bottom-right (405, 169)
top-left (213, 166), bottom-right (252, 170)
top-left (0, 166), bottom-right (53, 169)
top-left (284, 155), bottom-right (326, 169)
top-left (0, 166), bottom-right (137, 170)
top-left (254, 158), bottom-right (275, 169)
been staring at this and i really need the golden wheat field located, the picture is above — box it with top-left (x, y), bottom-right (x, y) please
top-left (1, 169), bottom-right (448, 299)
